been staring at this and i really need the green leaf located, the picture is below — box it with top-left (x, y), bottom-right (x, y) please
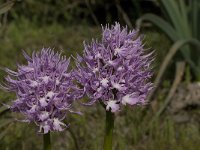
top-left (191, 0), bottom-right (199, 39)
top-left (198, 2), bottom-right (200, 40)
top-left (0, 1), bottom-right (15, 15)
top-left (147, 0), bottom-right (192, 59)
top-left (0, 119), bottom-right (13, 129)
top-left (161, 0), bottom-right (190, 38)
top-left (0, 124), bottom-right (12, 140)
top-left (149, 38), bottom-right (200, 100)
top-left (139, 0), bottom-right (200, 80)
top-left (154, 38), bottom-right (200, 89)
top-left (0, 120), bottom-right (13, 140)
top-left (136, 13), bottom-right (178, 41)
top-left (160, 0), bottom-right (182, 33)
top-left (0, 106), bottom-right (9, 117)
top-left (179, 0), bottom-right (191, 37)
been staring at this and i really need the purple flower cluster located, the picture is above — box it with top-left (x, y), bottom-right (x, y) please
top-left (0, 23), bottom-right (154, 135)
top-left (74, 23), bottom-right (153, 112)
top-left (1, 49), bottom-right (77, 133)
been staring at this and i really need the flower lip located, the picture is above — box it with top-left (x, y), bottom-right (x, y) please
top-left (28, 105), bottom-right (37, 113)
top-left (95, 52), bottom-right (102, 58)
top-left (100, 78), bottom-right (109, 87)
top-left (52, 118), bottom-right (66, 131)
top-left (40, 76), bottom-right (49, 84)
top-left (39, 97), bottom-right (48, 107)
top-left (111, 82), bottom-right (126, 91)
top-left (114, 47), bottom-right (122, 55)
top-left (45, 91), bottom-right (55, 100)
top-left (106, 100), bottom-right (120, 113)
top-left (92, 67), bottom-right (99, 73)
top-left (39, 111), bottom-right (49, 121)
top-left (121, 93), bottom-right (139, 105)
top-left (30, 80), bottom-right (38, 87)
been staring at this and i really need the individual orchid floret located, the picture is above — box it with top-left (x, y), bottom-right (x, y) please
top-left (74, 22), bottom-right (153, 112)
top-left (1, 48), bottom-right (78, 134)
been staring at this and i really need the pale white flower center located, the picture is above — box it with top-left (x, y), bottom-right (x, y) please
top-left (125, 40), bottom-right (134, 44)
top-left (106, 100), bottom-right (120, 112)
top-left (53, 118), bottom-right (65, 131)
top-left (122, 94), bottom-right (138, 105)
top-left (97, 87), bottom-right (102, 92)
top-left (114, 48), bottom-right (121, 55)
top-left (30, 80), bottom-right (38, 87)
top-left (108, 60), bottom-right (114, 65)
top-left (100, 78), bottom-right (109, 87)
top-left (39, 91), bottom-right (55, 107)
top-left (39, 97), bottom-right (48, 107)
top-left (93, 67), bottom-right (99, 73)
top-left (41, 76), bottom-right (49, 84)
top-left (122, 94), bottom-right (131, 105)
top-left (23, 66), bottom-right (34, 72)
top-left (117, 66), bottom-right (124, 71)
top-left (96, 52), bottom-right (102, 58)
top-left (39, 111), bottom-right (49, 121)
top-left (63, 73), bottom-right (70, 78)
top-left (46, 91), bottom-right (55, 100)
top-left (56, 79), bottom-right (60, 85)
top-left (112, 82), bottom-right (121, 90)
top-left (53, 118), bottom-right (60, 126)
top-left (39, 121), bottom-right (50, 134)
top-left (29, 105), bottom-right (37, 112)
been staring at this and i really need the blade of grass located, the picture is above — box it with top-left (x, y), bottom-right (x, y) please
top-left (137, 13), bottom-right (191, 62)
top-left (198, 2), bottom-right (200, 40)
top-left (0, 107), bottom-right (9, 117)
top-left (0, 1), bottom-right (14, 15)
top-left (0, 123), bottom-right (13, 140)
top-left (136, 13), bottom-right (178, 41)
top-left (0, 129), bottom-right (8, 140)
top-left (68, 128), bottom-right (79, 150)
top-left (179, 0), bottom-right (191, 37)
top-left (154, 62), bottom-right (185, 118)
top-left (0, 119), bottom-right (13, 129)
top-left (148, 38), bottom-right (200, 101)
top-left (161, 0), bottom-right (184, 37)
top-left (192, 0), bottom-right (198, 38)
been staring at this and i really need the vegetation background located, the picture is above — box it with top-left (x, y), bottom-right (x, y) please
top-left (0, 0), bottom-right (199, 150)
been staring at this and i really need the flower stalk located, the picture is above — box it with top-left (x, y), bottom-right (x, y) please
top-left (103, 110), bottom-right (115, 150)
top-left (43, 132), bottom-right (51, 150)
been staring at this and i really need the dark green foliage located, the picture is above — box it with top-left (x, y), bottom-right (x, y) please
top-left (0, 1), bottom-right (14, 15)
top-left (9, 0), bottom-right (90, 25)
top-left (0, 0), bottom-right (161, 25)
top-left (138, 0), bottom-right (200, 80)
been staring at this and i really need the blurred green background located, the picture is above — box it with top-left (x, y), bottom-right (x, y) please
top-left (0, 0), bottom-right (200, 150)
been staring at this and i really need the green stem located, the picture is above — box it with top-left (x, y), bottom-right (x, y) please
top-left (68, 128), bottom-right (79, 150)
top-left (103, 110), bottom-right (115, 150)
top-left (43, 132), bottom-right (51, 150)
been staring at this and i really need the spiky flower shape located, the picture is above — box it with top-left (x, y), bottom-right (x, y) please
top-left (1, 49), bottom-right (78, 134)
top-left (74, 23), bottom-right (153, 112)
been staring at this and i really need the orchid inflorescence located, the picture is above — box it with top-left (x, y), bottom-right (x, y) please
top-left (1, 49), bottom-right (80, 134)
top-left (74, 22), bottom-right (153, 112)
top-left (1, 23), bottom-right (153, 137)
